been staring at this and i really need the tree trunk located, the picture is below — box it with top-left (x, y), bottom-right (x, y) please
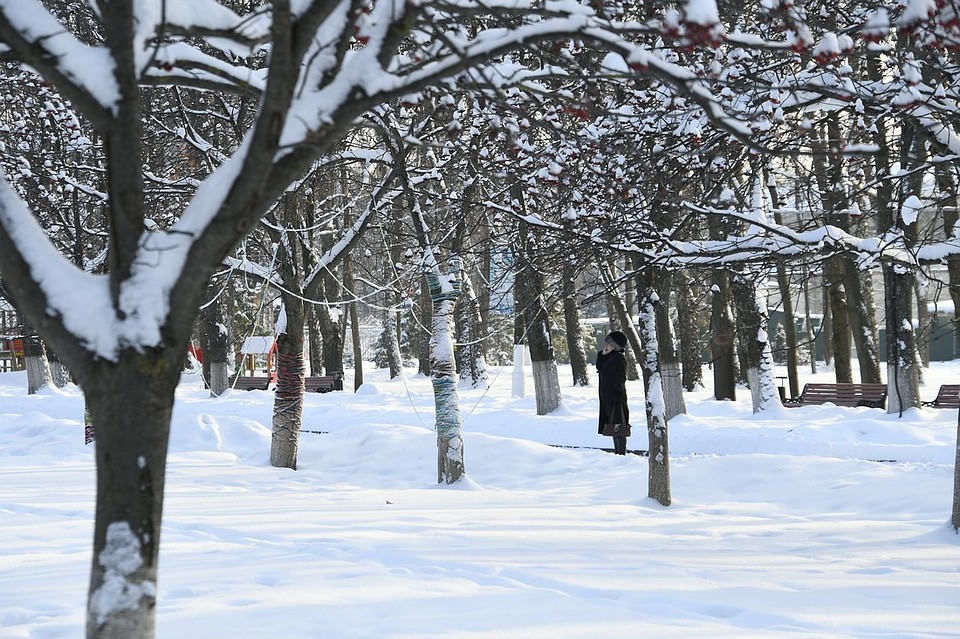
top-left (426, 262), bottom-right (465, 484)
top-left (841, 260), bottom-right (883, 383)
top-left (23, 331), bottom-right (51, 395)
top-left (200, 291), bottom-right (230, 397)
top-left (710, 270), bottom-right (737, 401)
top-left (637, 270), bottom-right (671, 507)
top-left (516, 225), bottom-right (561, 415)
top-left (349, 302), bottom-right (363, 391)
top-left (732, 270), bottom-right (780, 412)
top-left (84, 352), bottom-right (180, 638)
top-left (562, 258), bottom-right (590, 387)
top-left (676, 271), bottom-right (704, 391)
top-left (802, 268), bottom-right (818, 374)
top-left (381, 307), bottom-right (403, 379)
top-left (935, 166), bottom-right (960, 338)
top-left (418, 277), bottom-right (431, 376)
top-left (767, 173), bottom-right (800, 398)
top-left (307, 306), bottom-right (323, 377)
top-left (270, 298), bottom-right (306, 470)
top-left (343, 252), bottom-right (363, 389)
top-left (884, 266), bottom-right (922, 413)
top-left (653, 268), bottom-right (685, 420)
top-left (456, 272), bottom-right (488, 389)
top-left (915, 277), bottom-right (932, 368)
top-left (773, 260), bottom-right (800, 398)
top-left (825, 257), bottom-right (853, 383)
top-left (317, 280), bottom-right (344, 375)
top-left (47, 346), bottom-right (70, 388)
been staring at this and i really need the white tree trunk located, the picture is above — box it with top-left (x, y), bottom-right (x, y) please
top-left (208, 361), bottom-right (230, 397)
top-left (660, 361), bottom-right (686, 420)
top-left (426, 265), bottom-right (465, 484)
top-left (23, 337), bottom-right (50, 395)
top-left (531, 359), bottom-right (562, 415)
top-left (511, 344), bottom-right (527, 398)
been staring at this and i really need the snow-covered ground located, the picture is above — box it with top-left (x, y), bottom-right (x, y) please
top-left (3, 360), bottom-right (960, 638)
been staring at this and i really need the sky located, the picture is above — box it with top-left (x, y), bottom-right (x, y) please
top-left (3, 359), bottom-right (960, 638)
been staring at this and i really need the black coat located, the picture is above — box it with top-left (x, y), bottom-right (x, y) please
top-left (596, 349), bottom-right (630, 435)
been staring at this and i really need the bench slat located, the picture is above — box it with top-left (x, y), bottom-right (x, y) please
top-left (304, 373), bottom-right (344, 393)
top-left (229, 376), bottom-right (271, 391)
top-left (922, 384), bottom-right (960, 408)
top-left (785, 383), bottom-right (887, 408)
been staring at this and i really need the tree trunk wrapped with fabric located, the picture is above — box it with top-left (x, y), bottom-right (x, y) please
top-left (426, 257), bottom-right (465, 484)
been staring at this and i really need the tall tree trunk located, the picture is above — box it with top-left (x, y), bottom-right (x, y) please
top-left (84, 352), bottom-right (180, 638)
top-left (381, 306), bottom-right (403, 379)
top-left (317, 278), bottom-right (344, 375)
top-left (270, 298), bottom-right (306, 470)
top-left (732, 269), bottom-right (780, 412)
top-left (935, 166), bottom-right (960, 338)
top-left (201, 291), bottom-right (230, 397)
top-left (516, 224), bottom-right (561, 415)
top-left (341, 253), bottom-right (363, 389)
top-left (802, 267), bottom-right (819, 374)
top-left (774, 260), bottom-right (800, 398)
top-left (418, 277), bottom-right (431, 376)
top-left (710, 270), bottom-right (737, 401)
top-left (653, 268), bottom-right (685, 420)
top-left (841, 261), bottom-right (883, 383)
top-left (562, 258), bottom-right (589, 387)
top-left (456, 272), bottom-right (488, 389)
top-left (874, 114), bottom-right (922, 413)
top-left (47, 347), bottom-right (70, 388)
top-left (884, 266), bottom-right (922, 412)
top-left (426, 259), bottom-right (465, 484)
top-left (676, 271), bottom-right (704, 391)
top-left (915, 277), bottom-right (932, 368)
top-left (22, 323), bottom-right (50, 394)
top-left (767, 172), bottom-right (800, 398)
top-left (637, 269), bottom-right (671, 507)
top-left (825, 257), bottom-right (853, 383)
top-left (307, 306), bottom-right (323, 376)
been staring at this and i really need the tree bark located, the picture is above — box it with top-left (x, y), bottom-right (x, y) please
top-left (732, 269), bottom-right (780, 412)
top-left (825, 257), bottom-right (853, 383)
top-left (381, 306), bottom-right (403, 378)
top-left (515, 223), bottom-right (561, 415)
top-left (23, 329), bottom-right (51, 395)
top-left (884, 266), bottom-right (922, 413)
top-left (653, 268), bottom-right (685, 420)
top-left (84, 350), bottom-right (179, 638)
top-left (710, 270), bottom-right (737, 401)
top-left (200, 290), bottom-right (230, 397)
top-left (270, 299), bottom-right (306, 470)
top-left (675, 271), bottom-right (704, 391)
top-left (841, 260), bottom-right (882, 383)
top-left (456, 271), bottom-right (488, 389)
top-left (637, 269), bottom-right (671, 507)
top-left (562, 257), bottom-right (589, 387)
top-left (426, 262), bottom-right (465, 484)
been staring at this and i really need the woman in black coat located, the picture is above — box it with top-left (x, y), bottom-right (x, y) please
top-left (597, 331), bottom-right (630, 455)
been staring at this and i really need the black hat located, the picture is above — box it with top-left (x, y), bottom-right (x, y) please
top-left (607, 331), bottom-right (627, 349)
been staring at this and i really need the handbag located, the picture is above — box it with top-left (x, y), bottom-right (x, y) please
top-left (602, 421), bottom-right (631, 437)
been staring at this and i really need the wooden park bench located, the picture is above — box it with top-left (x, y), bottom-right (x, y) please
top-left (229, 376), bottom-right (271, 391)
top-left (922, 384), bottom-right (960, 408)
top-left (229, 372), bottom-right (344, 393)
top-left (304, 372), bottom-right (344, 393)
top-left (784, 383), bottom-right (887, 409)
